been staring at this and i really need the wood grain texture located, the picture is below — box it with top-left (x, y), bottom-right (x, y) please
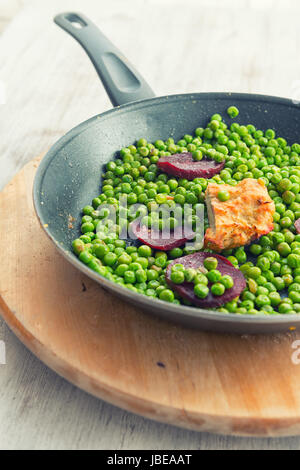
top-left (2, 158), bottom-right (300, 440)
top-left (2, 0), bottom-right (300, 450)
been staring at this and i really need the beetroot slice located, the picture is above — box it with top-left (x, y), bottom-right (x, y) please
top-left (130, 218), bottom-right (195, 251)
top-left (166, 252), bottom-right (246, 308)
top-left (157, 153), bottom-right (225, 180)
top-left (295, 218), bottom-right (300, 234)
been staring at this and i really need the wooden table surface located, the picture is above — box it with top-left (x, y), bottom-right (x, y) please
top-left (1, 0), bottom-right (300, 450)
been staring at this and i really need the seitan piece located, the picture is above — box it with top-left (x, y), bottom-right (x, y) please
top-left (204, 178), bottom-right (275, 252)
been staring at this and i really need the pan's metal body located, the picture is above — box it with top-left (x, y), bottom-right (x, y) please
top-left (33, 13), bottom-right (300, 334)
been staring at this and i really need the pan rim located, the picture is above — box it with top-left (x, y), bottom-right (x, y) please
top-left (33, 91), bottom-right (300, 327)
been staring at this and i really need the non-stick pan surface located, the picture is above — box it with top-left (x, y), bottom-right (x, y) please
top-left (34, 12), bottom-right (300, 334)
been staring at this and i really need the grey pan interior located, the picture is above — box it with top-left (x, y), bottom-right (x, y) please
top-left (33, 12), bottom-right (300, 334)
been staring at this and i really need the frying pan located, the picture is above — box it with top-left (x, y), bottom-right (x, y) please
top-left (33, 12), bottom-right (300, 334)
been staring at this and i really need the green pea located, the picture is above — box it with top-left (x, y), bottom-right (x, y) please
top-left (81, 222), bottom-right (95, 234)
top-left (185, 192), bottom-right (198, 204)
top-left (272, 277), bottom-right (285, 291)
top-left (289, 291), bottom-right (300, 303)
top-left (287, 253), bottom-right (300, 269)
top-left (268, 292), bottom-right (281, 306)
top-left (170, 270), bottom-right (185, 284)
top-left (194, 273), bottom-right (208, 285)
top-left (94, 244), bottom-right (109, 259)
top-left (278, 178), bottom-right (293, 192)
top-left (126, 246), bottom-right (137, 255)
top-left (292, 242), bottom-right (300, 251)
top-left (159, 289), bottom-right (175, 302)
top-left (278, 303), bottom-right (293, 314)
top-left (156, 193), bottom-right (167, 204)
top-left (264, 282), bottom-right (276, 293)
top-left (184, 268), bottom-right (197, 282)
top-left (217, 190), bottom-right (230, 202)
top-left (82, 205), bottom-right (94, 216)
top-left (118, 253), bottom-right (132, 265)
top-left (174, 194), bottom-right (185, 205)
top-left (149, 280), bottom-right (160, 290)
top-left (138, 245), bottom-right (152, 258)
top-left (227, 256), bottom-right (239, 267)
top-left (277, 242), bottom-right (292, 257)
top-left (256, 275), bottom-right (267, 286)
top-left (272, 232), bottom-right (285, 244)
top-left (247, 267), bottom-right (262, 279)
top-left (88, 258), bottom-right (103, 273)
top-left (219, 275), bottom-right (234, 289)
top-left (72, 239), bottom-right (85, 255)
top-left (103, 252), bottom-right (117, 266)
top-left (227, 106), bottom-right (239, 118)
top-left (207, 269), bottom-right (222, 283)
top-left (264, 270), bottom-right (275, 282)
top-left (284, 231), bottom-right (295, 244)
top-left (115, 264), bottom-right (128, 276)
top-left (283, 274), bottom-right (293, 287)
top-left (194, 283), bottom-right (209, 299)
top-left (282, 190), bottom-right (296, 204)
top-left (81, 215), bottom-right (93, 224)
top-left (242, 291), bottom-right (256, 302)
top-left (203, 257), bottom-right (218, 271)
top-left (235, 247), bottom-right (247, 264)
top-left (249, 244), bottom-right (262, 256)
top-left (135, 257), bottom-right (148, 269)
top-left (239, 263), bottom-right (252, 276)
top-left (281, 265), bottom-right (293, 277)
top-left (146, 269), bottom-right (159, 281)
top-left (79, 251), bottom-right (93, 264)
top-left (280, 217), bottom-right (293, 228)
top-left (255, 295), bottom-right (271, 308)
top-left (128, 262), bottom-right (141, 272)
top-left (192, 150), bottom-right (203, 161)
top-left (256, 286), bottom-right (269, 296)
top-left (257, 257), bottom-right (270, 272)
top-left (270, 262), bottom-right (281, 275)
top-left (241, 300), bottom-right (254, 310)
top-left (155, 256), bottom-right (167, 268)
top-left (211, 283), bottom-right (225, 296)
top-left (172, 263), bottom-right (185, 271)
top-left (169, 247), bottom-right (183, 259)
top-left (124, 270), bottom-right (136, 284)
top-left (195, 127), bottom-right (204, 137)
top-left (288, 282), bottom-right (300, 294)
top-left (260, 235), bottom-right (272, 248)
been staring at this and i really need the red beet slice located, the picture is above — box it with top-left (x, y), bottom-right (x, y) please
top-left (166, 252), bottom-right (246, 308)
top-left (295, 218), bottom-right (300, 234)
top-left (157, 153), bottom-right (225, 180)
top-left (130, 218), bottom-right (195, 251)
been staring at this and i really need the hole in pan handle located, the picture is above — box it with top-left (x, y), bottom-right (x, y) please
top-left (54, 12), bottom-right (155, 107)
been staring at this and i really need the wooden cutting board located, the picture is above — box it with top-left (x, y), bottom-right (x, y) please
top-left (1, 157), bottom-right (300, 437)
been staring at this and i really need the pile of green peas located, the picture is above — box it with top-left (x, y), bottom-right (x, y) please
top-left (72, 105), bottom-right (300, 315)
top-left (170, 257), bottom-right (234, 299)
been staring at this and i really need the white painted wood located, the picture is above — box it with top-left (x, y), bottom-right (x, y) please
top-left (1, 0), bottom-right (300, 450)
top-left (0, 0), bottom-right (27, 19)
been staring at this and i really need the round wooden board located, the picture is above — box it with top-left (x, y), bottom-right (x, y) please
top-left (2, 158), bottom-right (300, 437)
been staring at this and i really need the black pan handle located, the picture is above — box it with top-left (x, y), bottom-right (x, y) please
top-left (54, 12), bottom-right (155, 107)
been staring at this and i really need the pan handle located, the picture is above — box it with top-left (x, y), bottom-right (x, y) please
top-left (54, 12), bottom-right (155, 107)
